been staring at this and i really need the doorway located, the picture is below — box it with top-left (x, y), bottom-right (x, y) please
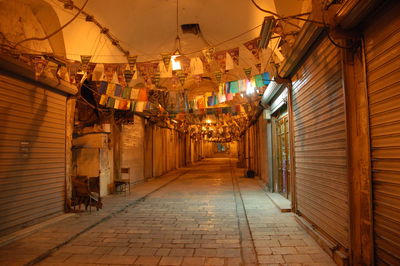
top-left (272, 108), bottom-right (291, 200)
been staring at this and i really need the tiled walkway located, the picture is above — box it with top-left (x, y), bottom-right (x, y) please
top-left (0, 158), bottom-right (335, 265)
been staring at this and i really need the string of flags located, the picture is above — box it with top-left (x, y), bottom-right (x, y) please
top-left (94, 71), bottom-right (270, 115)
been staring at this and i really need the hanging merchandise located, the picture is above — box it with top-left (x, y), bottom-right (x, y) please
top-left (137, 88), bottom-right (148, 101)
top-left (243, 37), bottom-right (261, 60)
top-left (127, 55), bottom-right (138, 71)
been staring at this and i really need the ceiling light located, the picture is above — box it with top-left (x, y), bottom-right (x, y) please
top-left (258, 16), bottom-right (276, 49)
top-left (171, 50), bottom-right (182, 71)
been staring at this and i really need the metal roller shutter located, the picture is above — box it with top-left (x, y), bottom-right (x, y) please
top-left (292, 37), bottom-right (350, 248)
top-left (364, 2), bottom-right (400, 264)
top-left (0, 74), bottom-right (66, 236)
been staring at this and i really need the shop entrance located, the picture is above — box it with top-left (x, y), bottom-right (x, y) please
top-left (272, 107), bottom-right (291, 200)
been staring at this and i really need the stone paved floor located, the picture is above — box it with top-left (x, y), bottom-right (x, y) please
top-left (0, 158), bottom-right (335, 265)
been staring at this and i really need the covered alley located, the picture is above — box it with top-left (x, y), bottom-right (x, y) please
top-left (1, 0), bottom-right (400, 265)
top-left (0, 157), bottom-right (335, 265)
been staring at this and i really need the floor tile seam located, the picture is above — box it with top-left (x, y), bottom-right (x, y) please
top-left (228, 159), bottom-right (259, 265)
top-left (24, 169), bottom-right (192, 266)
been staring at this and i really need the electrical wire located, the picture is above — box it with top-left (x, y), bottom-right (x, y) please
top-left (249, 0), bottom-right (301, 29)
top-left (14, 0), bottom-right (89, 48)
top-left (321, 2), bottom-right (354, 50)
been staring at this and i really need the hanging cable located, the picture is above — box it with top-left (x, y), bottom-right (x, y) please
top-left (14, 0), bottom-right (89, 48)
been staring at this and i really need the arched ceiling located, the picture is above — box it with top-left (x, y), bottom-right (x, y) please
top-left (42, 0), bottom-right (310, 64)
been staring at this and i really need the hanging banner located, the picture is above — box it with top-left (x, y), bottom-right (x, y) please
top-left (116, 64), bottom-right (127, 86)
top-left (124, 69), bottom-right (134, 85)
top-left (92, 63), bottom-right (104, 81)
top-left (243, 38), bottom-right (260, 60)
top-left (99, 94), bottom-right (108, 105)
top-left (161, 53), bottom-right (171, 71)
top-left (80, 55), bottom-right (92, 70)
top-left (243, 67), bottom-right (252, 80)
top-left (137, 62), bottom-right (159, 79)
top-left (214, 71), bottom-right (222, 84)
top-left (190, 57), bottom-right (204, 75)
top-left (103, 64), bottom-right (118, 83)
top-left (67, 62), bottom-right (80, 83)
top-left (227, 47), bottom-right (240, 66)
top-left (255, 63), bottom-right (262, 74)
top-left (177, 71), bottom-right (187, 87)
top-left (151, 72), bottom-right (161, 87)
top-left (199, 55), bottom-right (211, 73)
top-left (127, 55), bottom-right (138, 71)
top-left (214, 50), bottom-right (227, 71)
top-left (106, 83), bottom-right (116, 96)
top-left (57, 66), bottom-right (69, 83)
top-left (202, 47), bottom-right (215, 63)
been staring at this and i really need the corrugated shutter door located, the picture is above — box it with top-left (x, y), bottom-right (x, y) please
top-left (364, 2), bottom-right (400, 264)
top-left (0, 74), bottom-right (66, 235)
top-left (292, 37), bottom-right (349, 248)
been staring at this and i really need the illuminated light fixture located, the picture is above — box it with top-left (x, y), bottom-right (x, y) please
top-left (258, 16), bottom-right (276, 49)
top-left (171, 0), bottom-right (183, 71)
top-left (171, 45), bottom-right (182, 71)
top-left (206, 119), bottom-right (212, 124)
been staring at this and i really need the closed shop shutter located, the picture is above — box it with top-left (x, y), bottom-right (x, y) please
top-left (292, 37), bottom-right (349, 248)
top-left (0, 74), bottom-right (66, 235)
top-left (364, 2), bottom-right (400, 264)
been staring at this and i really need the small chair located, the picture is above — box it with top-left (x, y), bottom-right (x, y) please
top-left (114, 168), bottom-right (131, 194)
